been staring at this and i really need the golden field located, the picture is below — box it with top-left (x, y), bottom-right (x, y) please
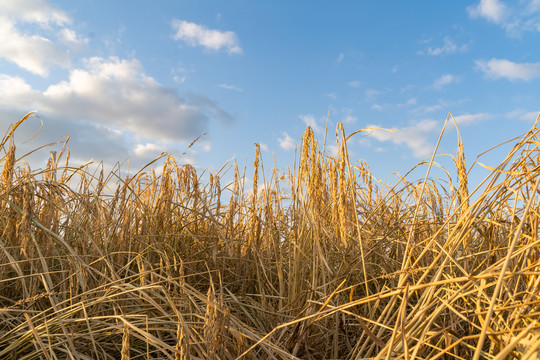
top-left (1, 112), bottom-right (539, 359)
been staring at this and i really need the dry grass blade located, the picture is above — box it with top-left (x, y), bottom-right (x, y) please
top-left (1, 111), bottom-right (540, 359)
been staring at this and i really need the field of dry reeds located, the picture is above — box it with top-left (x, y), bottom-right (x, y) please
top-left (1, 112), bottom-right (540, 359)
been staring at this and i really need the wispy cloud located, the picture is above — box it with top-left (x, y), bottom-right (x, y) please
top-left (411, 103), bottom-right (445, 115)
top-left (467, 0), bottom-right (540, 35)
top-left (475, 58), bottom-right (540, 81)
top-left (368, 120), bottom-right (439, 158)
top-left (348, 80), bottom-right (361, 88)
top-left (336, 53), bottom-right (344, 63)
top-left (365, 88), bottom-right (381, 101)
top-left (0, 0), bottom-right (71, 25)
top-left (218, 83), bottom-right (243, 91)
top-left (506, 109), bottom-right (540, 122)
top-left (299, 114), bottom-right (324, 134)
top-left (433, 74), bottom-right (461, 89)
top-left (452, 112), bottom-right (492, 126)
top-left (341, 108), bottom-right (357, 123)
top-left (468, 0), bottom-right (507, 24)
top-left (425, 37), bottom-right (468, 56)
top-left (171, 20), bottom-right (242, 54)
top-left (519, 111), bottom-right (540, 121)
top-left (57, 28), bottom-right (89, 50)
top-left (278, 132), bottom-right (295, 150)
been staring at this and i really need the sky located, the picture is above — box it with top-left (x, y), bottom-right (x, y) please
top-left (0, 0), bottom-right (539, 188)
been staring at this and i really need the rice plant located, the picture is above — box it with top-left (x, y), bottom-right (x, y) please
top-left (0, 112), bottom-right (539, 359)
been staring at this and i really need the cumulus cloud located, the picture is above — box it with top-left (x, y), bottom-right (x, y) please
top-left (171, 20), bottom-right (242, 54)
top-left (467, 0), bottom-right (508, 24)
top-left (426, 37), bottom-right (467, 56)
top-left (475, 58), bottom-right (540, 81)
top-left (278, 132), bottom-right (295, 150)
top-left (0, 1), bottom-right (89, 76)
top-left (0, 18), bottom-right (71, 76)
top-left (433, 74), bottom-right (461, 89)
top-left (368, 120), bottom-right (439, 158)
top-left (0, 56), bottom-right (232, 164)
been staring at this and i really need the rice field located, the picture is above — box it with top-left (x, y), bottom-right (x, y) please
top-left (1, 112), bottom-right (539, 359)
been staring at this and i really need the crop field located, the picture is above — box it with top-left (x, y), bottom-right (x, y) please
top-left (1, 112), bottom-right (540, 359)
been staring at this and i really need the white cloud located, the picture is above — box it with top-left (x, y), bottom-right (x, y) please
top-left (278, 132), bottom-right (295, 150)
top-left (529, 0), bottom-right (540, 12)
top-left (348, 80), bottom-right (361, 88)
top-left (278, 132), bottom-right (296, 150)
top-left (0, 1), bottom-right (88, 76)
top-left (218, 83), bottom-right (243, 91)
top-left (341, 108), bottom-right (357, 123)
top-left (467, 0), bottom-right (507, 24)
top-left (468, 0), bottom-right (540, 35)
top-left (365, 88), bottom-right (380, 101)
top-left (397, 97), bottom-right (417, 107)
top-left (475, 58), bottom-right (540, 81)
top-left (412, 103), bottom-right (444, 114)
top-left (453, 112), bottom-right (492, 125)
top-left (174, 76), bottom-right (186, 83)
top-left (327, 144), bottom-right (339, 156)
top-left (0, 17), bottom-right (71, 76)
top-left (371, 104), bottom-right (383, 111)
top-left (519, 111), bottom-right (540, 121)
top-left (327, 92), bottom-right (337, 99)
top-left (368, 120), bottom-right (439, 158)
top-left (0, 56), bottom-right (232, 144)
top-left (134, 142), bottom-right (166, 158)
top-left (0, 0), bottom-right (70, 25)
top-left (171, 20), bottom-right (242, 54)
top-left (57, 28), bottom-right (89, 49)
top-left (336, 53), bottom-right (344, 63)
top-left (259, 143), bottom-right (269, 152)
top-left (407, 98), bottom-right (417, 105)
top-left (299, 114), bottom-right (324, 134)
top-left (506, 110), bottom-right (540, 122)
top-left (427, 37), bottom-right (467, 56)
top-left (433, 74), bottom-right (461, 89)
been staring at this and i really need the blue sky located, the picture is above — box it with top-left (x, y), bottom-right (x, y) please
top-left (1, 0), bottom-right (539, 187)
